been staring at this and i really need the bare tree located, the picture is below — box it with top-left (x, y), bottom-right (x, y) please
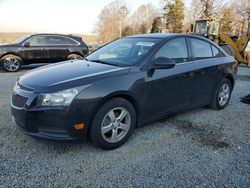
top-left (129, 3), bottom-right (159, 34)
top-left (96, 0), bottom-right (129, 43)
top-left (232, 0), bottom-right (250, 35)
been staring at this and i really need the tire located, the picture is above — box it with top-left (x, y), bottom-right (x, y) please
top-left (90, 98), bottom-right (136, 150)
top-left (209, 78), bottom-right (232, 110)
top-left (67, 54), bottom-right (83, 60)
top-left (0, 54), bottom-right (22, 72)
top-left (220, 45), bottom-right (235, 57)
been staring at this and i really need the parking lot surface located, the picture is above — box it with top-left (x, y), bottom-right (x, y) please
top-left (0, 67), bottom-right (250, 187)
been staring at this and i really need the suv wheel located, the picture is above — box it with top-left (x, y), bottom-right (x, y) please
top-left (1, 55), bottom-right (22, 72)
top-left (210, 78), bottom-right (232, 110)
top-left (67, 54), bottom-right (83, 60)
top-left (90, 98), bottom-right (136, 150)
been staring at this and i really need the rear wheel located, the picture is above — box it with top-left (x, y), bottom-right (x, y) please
top-left (1, 54), bottom-right (22, 72)
top-left (209, 78), bottom-right (232, 110)
top-left (67, 54), bottom-right (83, 60)
top-left (90, 98), bottom-right (136, 150)
top-left (220, 45), bottom-right (235, 57)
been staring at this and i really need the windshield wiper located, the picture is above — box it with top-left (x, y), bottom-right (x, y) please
top-left (85, 59), bottom-right (118, 66)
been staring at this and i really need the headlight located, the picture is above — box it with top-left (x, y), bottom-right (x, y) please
top-left (37, 88), bottom-right (79, 106)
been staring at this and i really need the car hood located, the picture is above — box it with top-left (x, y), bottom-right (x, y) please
top-left (19, 60), bottom-right (130, 93)
top-left (0, 44), bottom-right (16, 48)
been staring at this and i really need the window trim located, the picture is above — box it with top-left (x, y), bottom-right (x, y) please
top-left (23, 35), bottom-right (80, 46)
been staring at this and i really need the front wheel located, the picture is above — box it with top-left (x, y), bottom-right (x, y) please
top-left (209, 78), bottom-right (232, 110)
top-left (1, 55), bottom-right (22, 72)
top-left (90, 98), bottom-right (136, 150)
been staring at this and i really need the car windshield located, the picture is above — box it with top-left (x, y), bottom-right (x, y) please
top-left (86, 38), bottom-right (161, 66)
top-left (12, 35), bottom-right (31, 44)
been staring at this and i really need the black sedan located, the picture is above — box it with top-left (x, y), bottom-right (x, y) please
top-left (0, 34), bottom-right (88, 72)
top-left (10, 34), bottom-right (237, 149)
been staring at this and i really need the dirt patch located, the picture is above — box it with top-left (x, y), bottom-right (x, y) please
top-left (170, 119), bottom-right (230, 149)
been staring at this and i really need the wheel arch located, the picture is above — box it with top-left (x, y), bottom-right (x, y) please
top-left (87, 92), bottom-right (140, 138)
top-left (224, 74), bottom-right (235, 88)
top-left (0, 53), bottom-right (22, 60)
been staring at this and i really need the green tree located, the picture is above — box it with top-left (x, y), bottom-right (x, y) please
top-left (163, 0), bottom-right (185, 33)
top-left (151, 17), bottom-right (164, 33)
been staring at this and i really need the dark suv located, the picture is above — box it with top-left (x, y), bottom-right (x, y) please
top-left (0, 34), bottom-right (89, 72)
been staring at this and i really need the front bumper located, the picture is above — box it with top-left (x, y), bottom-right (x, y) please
top-left (10, 84), bottom-right (89, 141)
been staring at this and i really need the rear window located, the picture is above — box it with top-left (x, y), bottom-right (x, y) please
top-left (190, 38), bottom-right (213, 60)
top-left (47, 36), bottom-right (78, 45)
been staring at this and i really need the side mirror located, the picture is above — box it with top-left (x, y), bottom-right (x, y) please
top-left (22, 41), bottom-right (30, 47)
top-left (153, 57), bottom-right (175, 69)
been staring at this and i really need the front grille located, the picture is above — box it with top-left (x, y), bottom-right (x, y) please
top-left (12, 94), bottom-right (28, 108)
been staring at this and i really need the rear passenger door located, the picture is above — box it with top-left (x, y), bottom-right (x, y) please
top-left (188, 37), bottom-right (224, 105)
top-left (46, 36), bottom-right (74, 63)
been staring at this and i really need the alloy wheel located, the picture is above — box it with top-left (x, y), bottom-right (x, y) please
top-left (218, 83), bottom-right (230, 106)
top-left (3, 57), bottom-right (20, 71)
top-left (101, 107), bottom-right (131, 143)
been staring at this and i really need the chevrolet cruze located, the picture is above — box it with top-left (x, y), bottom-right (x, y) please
top-left (10, 34), bottom-right (237, 149)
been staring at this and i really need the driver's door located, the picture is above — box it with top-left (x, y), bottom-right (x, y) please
top-left (20, 35), bottom-right (49, 63)
top-left (143, 37), bottom-right (194, 118)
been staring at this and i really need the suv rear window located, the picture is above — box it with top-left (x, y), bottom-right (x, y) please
top-left (47, 36), bottom-right (78, 45)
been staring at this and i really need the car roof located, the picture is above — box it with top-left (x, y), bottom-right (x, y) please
top-left (125, 33), bottom-right (208, 40)
top-left (30, 33), bottom-right (79, 38)
top-left (125, 33), bottom-right (177, 39)
top-left (125, 33), bottom-right (217, 46)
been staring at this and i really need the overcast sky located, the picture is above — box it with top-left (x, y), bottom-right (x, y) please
top-left (0, 0), bottom-right (191, 34)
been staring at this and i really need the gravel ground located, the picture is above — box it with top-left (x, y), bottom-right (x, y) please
top-left (0, 67), bottom-right (250, 187)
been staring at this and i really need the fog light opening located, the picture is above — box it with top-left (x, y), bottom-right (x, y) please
top-left (74, 123), bottom-right (85, 130)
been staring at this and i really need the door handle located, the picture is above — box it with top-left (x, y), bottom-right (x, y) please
top-left (183, 72), bottom-right (193, 78)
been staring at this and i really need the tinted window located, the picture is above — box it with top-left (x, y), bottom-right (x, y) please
top-left (190, 38), bottom-right (213, 60)
top-left (47, 36), bottom-right (78, 45)
top-left (155, 38), bottom-right (188, 63)
top-left (211, 45), bottom-right (223, 57)
top-left (27, 36), bottom-right (46, 46)
top-left (64, 37), bottom-right (78, 45)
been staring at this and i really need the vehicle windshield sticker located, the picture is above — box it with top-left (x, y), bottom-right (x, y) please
top-left (136, 42), bottom-right (155, 47)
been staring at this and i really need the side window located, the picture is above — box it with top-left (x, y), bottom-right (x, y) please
top-left (63, 37), bottom-right (78, 45)
top-left (211, 45), bottom-right (224, 57)
top-left (27, 36), bottom-right (46, 46)
top-left (46, 36), bottom-right (78, 45)
top-left (47, 36), bottom-right (65, 45)
top-left (155, 38), bottom-right (188, 63)
top-left (190, 38), bottom-right (213, 60)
